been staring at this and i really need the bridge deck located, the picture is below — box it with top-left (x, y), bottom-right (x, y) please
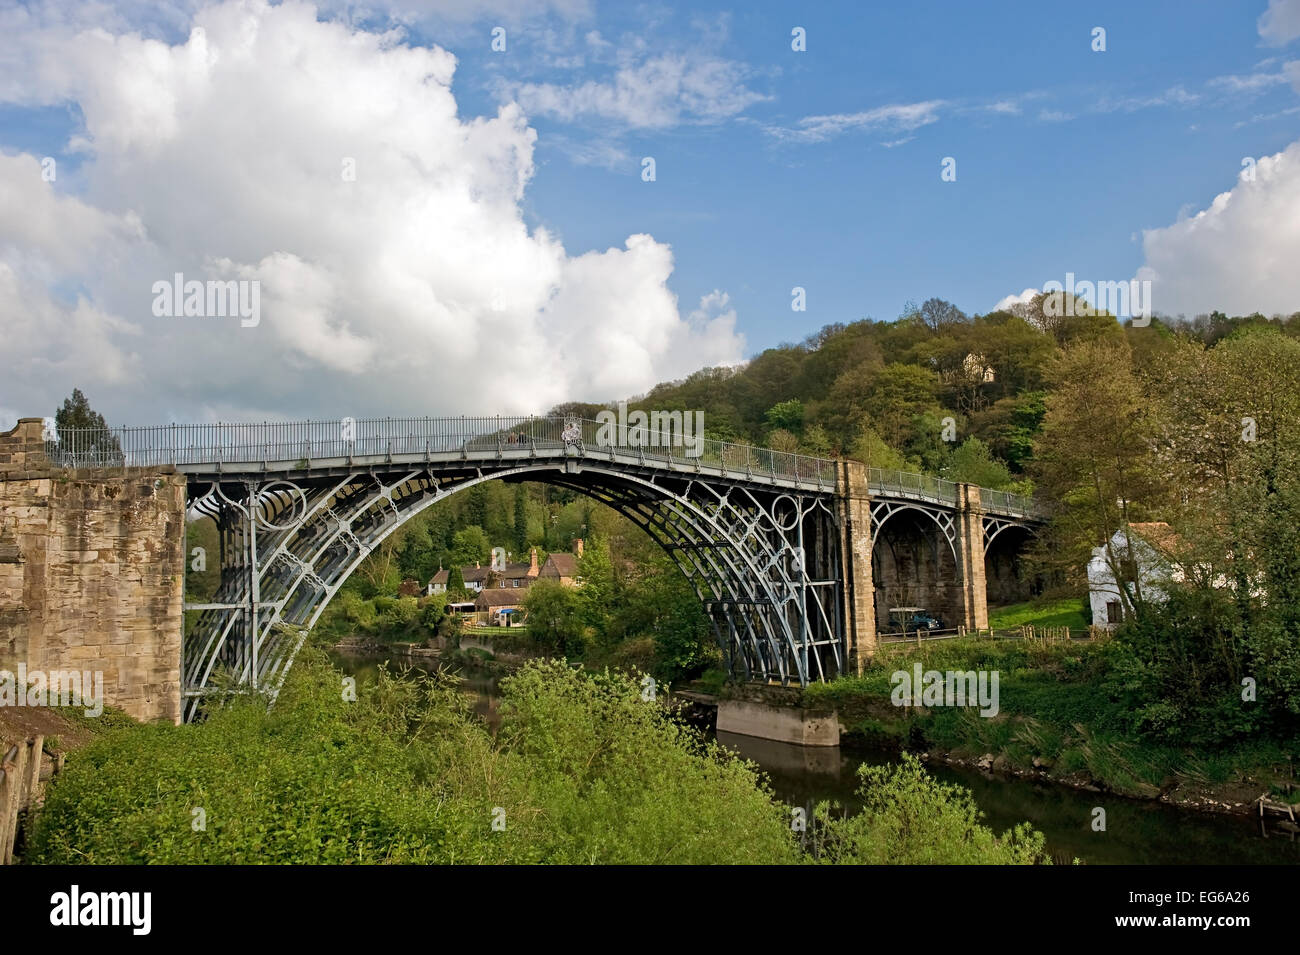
top-left (41, 415), bottom-right (1045, 518)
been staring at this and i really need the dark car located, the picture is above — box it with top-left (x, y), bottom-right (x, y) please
top-left (908, 611), bottom-right (944, 631)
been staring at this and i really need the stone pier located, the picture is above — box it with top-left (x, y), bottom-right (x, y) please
top-left (836, 460), bottom-right (876, 674)
top-left (0, 419), bottom-right (186, 723)
top-left (955, 483), bottom-right (989, 631)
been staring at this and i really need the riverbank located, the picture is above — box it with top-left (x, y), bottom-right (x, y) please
top-left (805, 637), bottom-right (1299, 819)
top-left (329, 648), bottom-right (1298, 863)
top-left (332, 634), bottom-right (1298, 819)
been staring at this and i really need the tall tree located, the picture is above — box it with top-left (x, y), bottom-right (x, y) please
top-left (1031, 339), bottom-right (1167, 616)
top-left (513, 485), bottom-right (529, 553)
top-left (53, 388), bottom-right (122, 461)
top-left (449, 526), bottom-right (490, 568)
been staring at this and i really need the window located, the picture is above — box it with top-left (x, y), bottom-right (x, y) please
top-left (1106, 600), bottom-right (1122, 624)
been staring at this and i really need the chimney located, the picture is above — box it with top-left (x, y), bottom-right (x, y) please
top-left (529, 546), bottom-right (539, 577)
top-left (575, 538), bottom-right (584, 558)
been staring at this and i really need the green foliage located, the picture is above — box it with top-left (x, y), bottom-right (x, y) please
top-left (1106, 587), bottom-right (1264, 746)
top-left (27, 655), bottom-right (794, 864)
top-left (28, 653), bottom-right (1057, 865)
top-left (812, 754), bottom-right (1048, 864)
top-left (765, 399), bottom-right (805, 434)
top-left (850, 428), bottom-right (908, 470)
top-left (381, 596), bottom-right (421, 630)
top-left (449, 526), bottom-right (490, 568)
top-left (805, 635), bottom-right (1297, 799)
top-left (494, 661), bottom-right (801, 863)
top-left (575, 536), bottom-right (614, 637)
top-left (446, 565), bottom-right (467, 597)
top-left (767, 428), bottom-right (800, 452)
top-left (522, 579), bottom-right (586, 658)
top-left (941, 436), bottom-right (1016, 490)
top-left (184, 518), bottom-right (220, 602)
top-left (512, 486), bottom-right (528, 553)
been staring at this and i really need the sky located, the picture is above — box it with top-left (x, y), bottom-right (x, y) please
top-left (2, 0), bottom-right (1300, 427)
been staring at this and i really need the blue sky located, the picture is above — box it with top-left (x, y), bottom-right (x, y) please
top-left (2, 0), bottom-right (1299, 424)
top-left (435, 0), bottom-right (1300, 348)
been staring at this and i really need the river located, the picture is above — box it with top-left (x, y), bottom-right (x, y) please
top-left (331, 650), bottom-right (1300, 865)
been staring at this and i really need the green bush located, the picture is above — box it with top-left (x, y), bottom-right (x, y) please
top-left (27, 653), bottom-right (1043, 865)
top-left (380, 596), bottom-right (420, 630)
top-left (812, 754), bottom-right (1048, 865)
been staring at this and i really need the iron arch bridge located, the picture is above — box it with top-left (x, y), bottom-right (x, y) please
top-left (45, 416), bottom-right (1046, 722)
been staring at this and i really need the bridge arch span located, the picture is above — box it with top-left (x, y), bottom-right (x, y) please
top-left (868, 502), bottom-right (963, 634)
top-left (982, 521), bottom-right (1039, 608)
top-left (183, 459), bottom-right (845, 720)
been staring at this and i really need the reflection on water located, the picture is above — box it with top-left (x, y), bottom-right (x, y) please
top-left (331, 651), bottom-right (1299, 865)
top-left (717, 732), bottom-right (1300, 865)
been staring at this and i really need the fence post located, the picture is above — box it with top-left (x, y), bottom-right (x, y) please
top-left (1, 741), bottom-right (29, 864)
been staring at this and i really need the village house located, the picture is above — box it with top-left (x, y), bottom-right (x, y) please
top-left (1087, 522), bottom-right (1182, 629)
top-left (474, 587), bottom-right (527, 626)
top-left (1088, 521), bottom-right (1263, 630)
top-left (538, 537), bottom-right (583, 586)
top-left (429, 541), bottom-right (585, 622)
top-left (426, 562), bottom-right (493, 596)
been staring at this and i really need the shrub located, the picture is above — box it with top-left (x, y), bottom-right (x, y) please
top-left (812, 754), bottom-right (1048, 865)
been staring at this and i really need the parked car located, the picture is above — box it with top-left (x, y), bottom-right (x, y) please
top-left (908, 611), bottom-right (944, 631)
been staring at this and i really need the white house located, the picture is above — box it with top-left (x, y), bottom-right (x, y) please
top-left (1087, 522), bottom-right (1182, 629)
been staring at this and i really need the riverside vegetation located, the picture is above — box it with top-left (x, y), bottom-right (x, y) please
top-left (26, 651), bottom-right (1046, 865)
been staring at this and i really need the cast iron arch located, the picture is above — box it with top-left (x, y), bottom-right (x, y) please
top-left (182, 462), bottom-right (843, 720)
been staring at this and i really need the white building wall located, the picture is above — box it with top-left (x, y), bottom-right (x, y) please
top-left (1086, 528), bottom-right (1175, 629)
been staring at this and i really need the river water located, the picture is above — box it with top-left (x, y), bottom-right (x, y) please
top-left (331, 650), bottom-right (1299, 865)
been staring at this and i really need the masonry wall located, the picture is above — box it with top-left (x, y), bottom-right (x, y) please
top-left (836, 460), bottom-right (876, 673)
top-left (0, 419), bottom-right (185, 724)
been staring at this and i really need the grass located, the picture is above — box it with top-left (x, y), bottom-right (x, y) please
top-left (987, 597), bottom-right (1089, 630)
top-left (464, 625), bottom-right (529, 637)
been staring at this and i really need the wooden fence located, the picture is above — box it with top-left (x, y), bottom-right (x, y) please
top-left (881, 624), bottom-right (1109, 645)
top-left (0, 735), bottom-right (62, 864)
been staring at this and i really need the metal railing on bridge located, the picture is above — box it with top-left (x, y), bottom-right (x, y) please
top-left (40, 416), bottom-right (840, 488)
top-left (40, 415), bottom-right (1046, 514)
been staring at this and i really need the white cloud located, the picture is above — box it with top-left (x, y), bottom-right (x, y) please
top-left (765, 101), bottom-right (945, 144)
top-left (1136, 140), bottom-right (1300, 318)
top-left (510, 52), bottom-right (768, 128)
top-left (1207, 70), bottom-right (1290, 93)
top-left (1259, 0), bottom-right (1300, 46)
top-left (992, 288), bottom-right (1040, 313)
top-left (0, 0), bottom-right (744, 424)
top-left (1093, 85), bottom-right (1199, 113)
